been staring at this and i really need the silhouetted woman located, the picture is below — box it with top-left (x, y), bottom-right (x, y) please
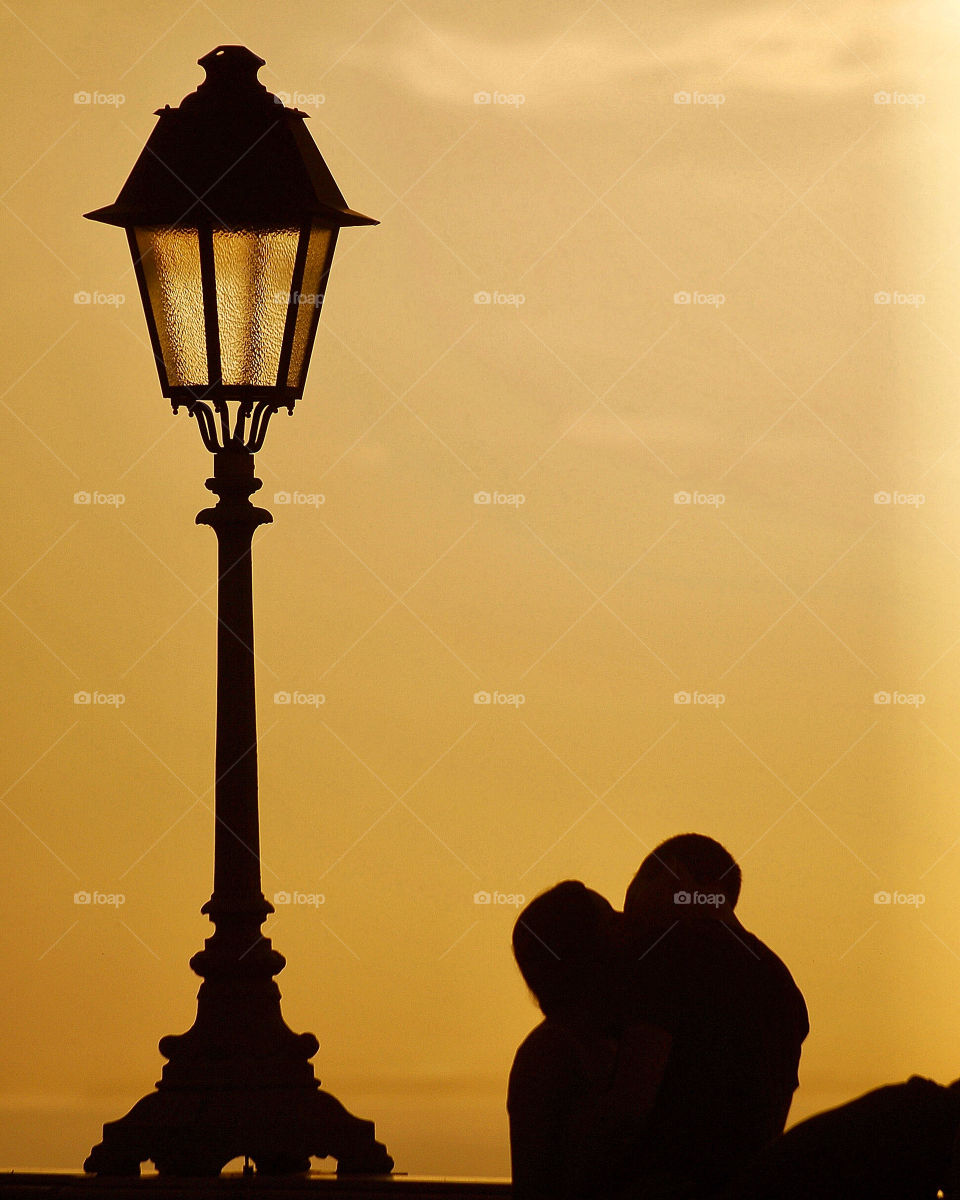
top-left (507, 881), bottom-right (670, 1200)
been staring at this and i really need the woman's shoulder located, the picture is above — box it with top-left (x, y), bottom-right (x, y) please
top-left (512, 1018), bottom-right (583, 1069)
top-left (508, 1020), bottom-right (580, 1109)
top-left (509, 1018), bottom-right (618, 1100)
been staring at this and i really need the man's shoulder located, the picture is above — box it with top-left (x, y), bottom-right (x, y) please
top-left (627, 918), bottom-right (806, 1008)
top-left (639, 916), bottom-right (776, 978)
top-left (736, 925), bottom-right (806, 992)
top-left (653, 918), bottom-right (808, 1030)
top-left (721, 919), bottom-right (804, 985)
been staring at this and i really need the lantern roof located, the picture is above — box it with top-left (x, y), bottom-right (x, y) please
top-left (85, 46), bottom-right (377, 230)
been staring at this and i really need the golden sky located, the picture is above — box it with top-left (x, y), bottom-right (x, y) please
top-left (3, 0), bottom-right (960, 1176)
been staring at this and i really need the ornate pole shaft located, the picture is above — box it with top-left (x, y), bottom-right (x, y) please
top-left (160, 444), bottom-right (293, 1051)
top-left (198, 447), bottom-right (271, 914)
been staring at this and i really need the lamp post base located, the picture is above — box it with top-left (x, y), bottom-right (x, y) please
top-left (83, 1080), bottom-right (394, 1176)
top-left (84, 901), bottom-right (393, 1177)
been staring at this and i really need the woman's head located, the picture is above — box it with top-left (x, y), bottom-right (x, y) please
top-left (512, 881), bottom-right (618, 1018)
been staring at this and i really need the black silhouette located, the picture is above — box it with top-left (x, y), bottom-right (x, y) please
top-left (620, 835), bottom-right (809, 1195)
top-left (82, 46), bottom-right (387, 1175)
top-left (508, 881), bottom-right (671, 1200)
top-left (84, 453), bottom-right (391, 1177)
top-left (728, 1074), bottom-right (960, 1199)
top-left (507, 836), bottom-right (809, 1199)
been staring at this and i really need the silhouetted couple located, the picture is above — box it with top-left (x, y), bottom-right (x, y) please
top-left (507, 835), bottom-right (960, 1199)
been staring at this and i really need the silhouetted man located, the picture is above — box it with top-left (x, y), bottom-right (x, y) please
top-left (621, 834), bottom-right (809, 1196)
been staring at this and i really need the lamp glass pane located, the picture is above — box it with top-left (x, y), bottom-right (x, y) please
top-left (212, 228), bottom-right (300, 387)
top-left (134, 227), bottom-right (207, 386)
top-left (287, 225), bottom-right (334, 387)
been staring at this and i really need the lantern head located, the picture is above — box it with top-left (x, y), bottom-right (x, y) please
top-left (85, 46), bottom-right (377, 452)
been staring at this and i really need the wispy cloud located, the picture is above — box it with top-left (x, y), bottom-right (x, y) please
top-left (343, 1), bottom-right (929, 106)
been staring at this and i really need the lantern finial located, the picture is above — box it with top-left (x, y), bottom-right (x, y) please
top-left (185, 46), bottom-right (271, 111)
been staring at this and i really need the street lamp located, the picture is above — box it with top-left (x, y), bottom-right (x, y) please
top-left (82, 46), bottom-right (391, 1177)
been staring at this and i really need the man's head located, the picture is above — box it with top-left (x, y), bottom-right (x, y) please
top-left (512, 880), bottom-right (618, 1018)
top-left (625, 833), bottom-right (741, 928)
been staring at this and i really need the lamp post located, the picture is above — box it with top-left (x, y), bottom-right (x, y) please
top-left (82, 46), bottom-right (392, 1177)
